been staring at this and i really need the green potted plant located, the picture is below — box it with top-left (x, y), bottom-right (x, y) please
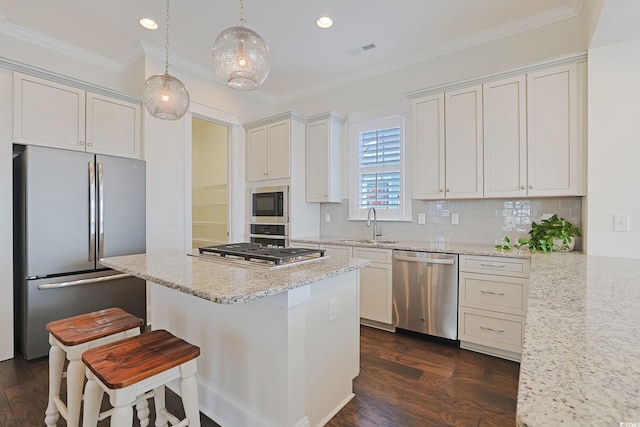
top-left (528, 214), bottom-right (581, 252)
top-left (496, 214), bottom-right (581, 253)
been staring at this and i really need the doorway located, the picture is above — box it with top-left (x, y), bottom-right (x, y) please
top-left (191, 118), bottom-right (229, 249)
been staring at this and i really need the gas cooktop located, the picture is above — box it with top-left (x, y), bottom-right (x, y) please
top-left (198, 242), bottom-right (326, 266)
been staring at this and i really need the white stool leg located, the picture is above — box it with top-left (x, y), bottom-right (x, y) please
top-left (45, 342), bottom-right (64, 427)
top-left (66, 356), bottom-right (86, 427)
top-left (153, 386), bottom-right (168, 427)
top-left (136, 397), bottom-right (150, 427)
top-left (110, 405), bottom-right (134, 427)
top-left (180, 360), bottom-right (201, 427)
top-left (82, 373), bottom-right (104, 427)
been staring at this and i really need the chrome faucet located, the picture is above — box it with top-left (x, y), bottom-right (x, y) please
top-left (366, 207), bottom-right (383, 241)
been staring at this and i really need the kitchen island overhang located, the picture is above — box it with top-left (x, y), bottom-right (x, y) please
top-left (101, 252), bottom-right (370, 427)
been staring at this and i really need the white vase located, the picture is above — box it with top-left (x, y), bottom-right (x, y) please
top-left (553, 237), bottom-right (575, 251)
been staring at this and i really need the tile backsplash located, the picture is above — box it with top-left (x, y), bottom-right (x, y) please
top-left (319, 197), bottom-right (583, 250)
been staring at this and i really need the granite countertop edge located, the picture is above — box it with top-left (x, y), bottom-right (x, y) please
top-left (101, 254), bottom-right (371, 305)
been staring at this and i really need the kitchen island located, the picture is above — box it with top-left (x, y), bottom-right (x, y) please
top-left (101, 251), bottom-right (370, 427)
top-left (517, 252), bottom-right (640, 426)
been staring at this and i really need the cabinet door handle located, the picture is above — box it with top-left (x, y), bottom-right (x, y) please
top-left (480, 263), bottom-right (506, 268)
top-left (88, 142), bottom-right (93, 146)
top-left (446, 188), bottom-right (450, 192)
top-left (520, 185), bottom-right (525, 190)
top-left (439, 188), bottom-right (444, 193)
top-left (529, 185), bottom-right (533, 189)
top-left (480, 290), bottom-right (505, 296)
top-left (80, 141), bottom-right (85, 145)
top-left (480, 325), bottom-right (505, 333)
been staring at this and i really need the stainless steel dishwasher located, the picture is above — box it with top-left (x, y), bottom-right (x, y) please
top-left (392, 250), bottom-right (459, 339)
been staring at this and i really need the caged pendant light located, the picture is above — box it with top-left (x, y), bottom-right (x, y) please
top-left (212, 0), bottom-right (271, 91)
top-left (142, 0), bottom-right (190, 120)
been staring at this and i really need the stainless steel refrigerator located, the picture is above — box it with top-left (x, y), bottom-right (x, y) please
top-left (13, 145), bottom-right (147, 360)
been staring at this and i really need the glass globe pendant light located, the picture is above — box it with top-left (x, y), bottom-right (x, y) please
top-left (142, 0), bottom-right (190, 120)
top-left (212, 0), bottom-right (271, 90)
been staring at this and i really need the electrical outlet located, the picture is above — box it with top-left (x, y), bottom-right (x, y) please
top-left (505, 215), bottom-right (515, 228)
top-left (418, 212), bottom-right (426, 225)
top-left (614, 213), bottom-right (630, 232)
top-left (329, 298), bottom-right (338, 321)
top-left (451, 213), bottom-right (459, 225)
top-left (325, 213), bottom-right (331, 223)
top-left (541, 213), bottom-right (553, 221)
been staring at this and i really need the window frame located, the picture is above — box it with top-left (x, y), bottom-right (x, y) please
top-left (348, 106), bottom-right (412, 222)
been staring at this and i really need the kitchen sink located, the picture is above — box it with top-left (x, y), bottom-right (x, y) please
top-left (338, 239), bottom-right (399, 245)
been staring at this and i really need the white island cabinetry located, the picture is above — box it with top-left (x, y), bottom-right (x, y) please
top-left (458, 254), bottom-right (530, 361)
top-left (101, 252), bottom-right (368, 427)
top-left (13, 72), bottom-right (141, 159)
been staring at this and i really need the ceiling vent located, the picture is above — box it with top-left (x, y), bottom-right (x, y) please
top-left (348, 43), bottom-right (377, 55)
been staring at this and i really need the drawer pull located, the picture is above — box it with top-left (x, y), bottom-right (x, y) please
top-left (480, 325), bottom-right (505, 333)
top-left (480, 290), bottom-right (505, 296)
top-left (480, 263), bottom-right (506, 268)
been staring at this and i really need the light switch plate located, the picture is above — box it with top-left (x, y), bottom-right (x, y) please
top-left (614, 213), bottom-right (630, 232)
top-left (418, 212), bottom-right (426, 225)
top-left (325, 213), bottom-right (331, 223)
top-left (451, 213), bottom-right (459, 225)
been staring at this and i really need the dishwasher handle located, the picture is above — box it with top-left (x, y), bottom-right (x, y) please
top-left (393, 254), bottom-right (455, 265)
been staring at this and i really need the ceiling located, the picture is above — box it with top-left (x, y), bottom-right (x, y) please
top-left (0, 0), bottom-right (584, 103)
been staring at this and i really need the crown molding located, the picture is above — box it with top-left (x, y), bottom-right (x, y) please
top-left (242, 111), bottom-right (307, 130)
top-left (273, 0), bottom-right (585, 105)
top-left (405, 51), bottom-right (587, 99)
top-left (0, 19), bottom-right (121, 71)
top-left (0, 1), bottom-right (585, 106)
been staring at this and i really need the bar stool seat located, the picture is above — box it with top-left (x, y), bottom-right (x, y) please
top-left (81, 329), bottom-right (201, 427)
top-left (45, 308), bottom-right (144, 427)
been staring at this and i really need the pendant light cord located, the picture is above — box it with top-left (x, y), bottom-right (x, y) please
top-left (164, 0), bottom-right (171, 74)
top-left (238, 0), bottom-right (246, 27)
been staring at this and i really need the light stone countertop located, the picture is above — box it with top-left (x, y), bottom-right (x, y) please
top-left (100, 251), bottom-right (370, 304)
top-left (517, 252), bottom-right (640, 426)
top-left (291, 236), bottom-right (530, 258)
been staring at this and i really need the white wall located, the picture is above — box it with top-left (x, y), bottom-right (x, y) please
top-left (586, 37), bottom-right (640, 258)
top-left (0, 69), bottom-right (14, 361)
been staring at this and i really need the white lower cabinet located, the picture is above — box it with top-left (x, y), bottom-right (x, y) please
top-left (321, 244), bottom-right (352, 258)
top-left (458, 255), bottom-right (530, 362)
top-left (353, 247), bottom-right (393, 328)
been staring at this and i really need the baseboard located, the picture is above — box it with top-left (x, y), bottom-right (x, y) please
top-left (315, 393), bottom-right (354, 427)
top-left (360, 318), bottom-right (395, 332)
top-left (167, 379), bottom-right (311, 427)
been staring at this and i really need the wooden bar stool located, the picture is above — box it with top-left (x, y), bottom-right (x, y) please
top-left (45, 308), bottom-right (144, 427)
top-left (81, 329), bottom-right (201, 427)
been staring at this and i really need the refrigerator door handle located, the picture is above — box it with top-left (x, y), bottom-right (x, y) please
top-left (37, 273), bottom-right (130, 290)
top-left (98, 162), bottom-right (104, 260)
top-left (89, 162), bottom-right (96, 261)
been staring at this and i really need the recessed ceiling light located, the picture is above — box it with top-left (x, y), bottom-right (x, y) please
top-left (139, 18), bottom-right (158, 30)
top-left (316, 16), bottom-right (333, 29)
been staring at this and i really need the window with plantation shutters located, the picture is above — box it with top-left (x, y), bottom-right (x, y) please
top-left (350, 113), bottom-right (411, 221)
top-left (358, 127), bottom-right (401, 210)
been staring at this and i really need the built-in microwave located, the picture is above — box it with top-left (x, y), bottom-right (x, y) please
top-left (250, 186), bottom-right (288, 224)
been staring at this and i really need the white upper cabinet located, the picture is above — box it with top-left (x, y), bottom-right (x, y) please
top-left (483, 75), bottom-right (527, 198)
top-left (445, 84), bottom-right (483, 199)
top-left (246, 118), bottom-right (291, 181)
top-left (412, 93), bottom-right (445, 199)
top-left (85, 93), bottom-right (141, 158)
top-left (306, 112), bottom-right (345, 203)
top-left (526, 63), bottom-right (579, 196)
top-left (412, 85), bottom-right (483, 200)
top-left (13, 72), bottom-right (142, 159)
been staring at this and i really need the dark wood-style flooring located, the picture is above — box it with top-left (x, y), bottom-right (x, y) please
top-left (0, 326), bottom-right (519, 427)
